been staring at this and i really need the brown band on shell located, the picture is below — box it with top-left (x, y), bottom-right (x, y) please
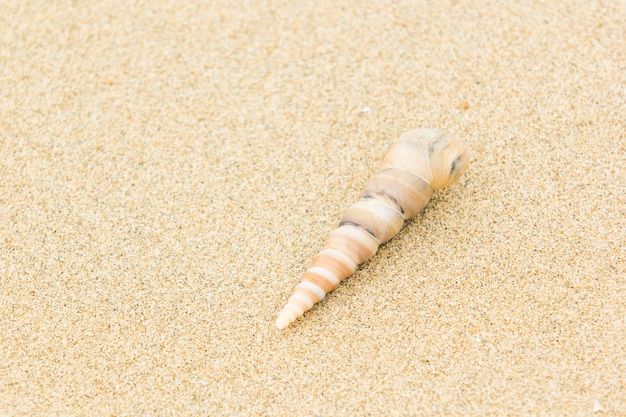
top-left (361, 168), bottom-right (434, 219)
top-left (337, 220), bottom-right (376, 238)
top-left (294, 283), bottom-right (325, 303)
top-left (324, 225), bottom-right (379, 264)
top-left (287, 294), bottom-right (311, 314)
top-left (341, 201), bottom-right (404, 244)
top-left (301, 270), bottom-right (338, 294)
top-left (312, 250), bottom-right (357, 280)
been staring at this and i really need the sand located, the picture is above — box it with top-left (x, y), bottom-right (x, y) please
top-left (1, 1), bottom-right (625, 415)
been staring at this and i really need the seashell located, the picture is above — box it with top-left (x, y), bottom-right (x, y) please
top-left (276, 128), bottom-right (470, 329)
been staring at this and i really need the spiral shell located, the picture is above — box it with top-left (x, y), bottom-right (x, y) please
top-left (276, 128), bottom-right (470, 329)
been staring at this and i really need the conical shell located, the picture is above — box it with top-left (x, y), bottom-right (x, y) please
top-left (276, 128), bottom-right (470, 329)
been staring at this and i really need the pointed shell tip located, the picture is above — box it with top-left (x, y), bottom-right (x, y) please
top-left (275, 317), bottom-right (290, 330)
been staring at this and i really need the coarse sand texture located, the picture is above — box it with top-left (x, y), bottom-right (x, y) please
top-left (1, 1), bottom-right (624, 415)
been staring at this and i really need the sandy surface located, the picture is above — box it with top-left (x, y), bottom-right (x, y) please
top-left (1, 1), bottom-right (625, 415)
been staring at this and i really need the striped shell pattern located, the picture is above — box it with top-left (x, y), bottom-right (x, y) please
top-left (276, 128), bottom-right (470, 329)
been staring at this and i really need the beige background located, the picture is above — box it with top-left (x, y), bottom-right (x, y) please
top-left (1, 1), bottom-right (625, 415)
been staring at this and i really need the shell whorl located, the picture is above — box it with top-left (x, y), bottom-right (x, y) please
top-left (276, 128), bottom-right (470, 329)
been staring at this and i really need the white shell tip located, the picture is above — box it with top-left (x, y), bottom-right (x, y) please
top-left (275, 316), bottom-right (291, 330)
top-left (593, 400), bottom-right (603, 413)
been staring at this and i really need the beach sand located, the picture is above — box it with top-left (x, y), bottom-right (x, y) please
top-left (1, 1), bottom-right (624, 415)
